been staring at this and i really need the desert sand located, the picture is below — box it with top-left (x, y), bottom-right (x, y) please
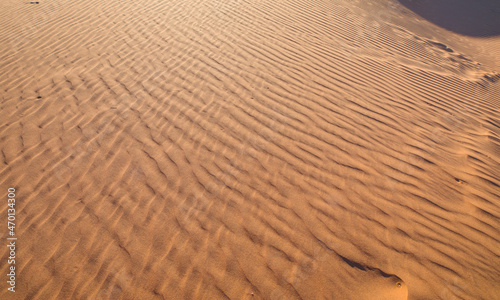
top-left (0, 0), bottom-right (499, 299)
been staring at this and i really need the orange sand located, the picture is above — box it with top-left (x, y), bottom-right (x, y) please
top-left (0, 0), bottom-right (499, 299)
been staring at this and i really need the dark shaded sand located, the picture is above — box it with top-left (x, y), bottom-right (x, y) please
top-left (399, 0), bottom-right (500, 37)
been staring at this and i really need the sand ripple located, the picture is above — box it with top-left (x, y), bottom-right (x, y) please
top-left (0, 0), bottom-right (499, 299)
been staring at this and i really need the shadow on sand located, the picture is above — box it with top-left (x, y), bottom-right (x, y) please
top-left (398, 0), bottom-right (500, 37)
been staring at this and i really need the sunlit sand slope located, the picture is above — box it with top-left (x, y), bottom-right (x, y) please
top-left (0, 0), bottom-right (499, 299)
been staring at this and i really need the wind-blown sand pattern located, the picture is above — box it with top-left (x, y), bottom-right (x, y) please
top-left (0, 0), bottom-right (499, 299)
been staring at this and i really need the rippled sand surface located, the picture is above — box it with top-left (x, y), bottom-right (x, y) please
top-left (1, 0), bottom-right (499, 299)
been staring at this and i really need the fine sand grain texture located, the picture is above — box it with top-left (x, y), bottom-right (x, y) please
top-left (0, 0), bottom-right (499, 299)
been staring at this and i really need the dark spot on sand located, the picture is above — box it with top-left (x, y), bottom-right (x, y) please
top-left (429, 41), bottom-right (454, 52)
top-left (484, 73), bottom-right (500, 83)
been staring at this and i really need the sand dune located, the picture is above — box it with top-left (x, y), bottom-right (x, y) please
top-left (0, 0), bottom-right (499, 299)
